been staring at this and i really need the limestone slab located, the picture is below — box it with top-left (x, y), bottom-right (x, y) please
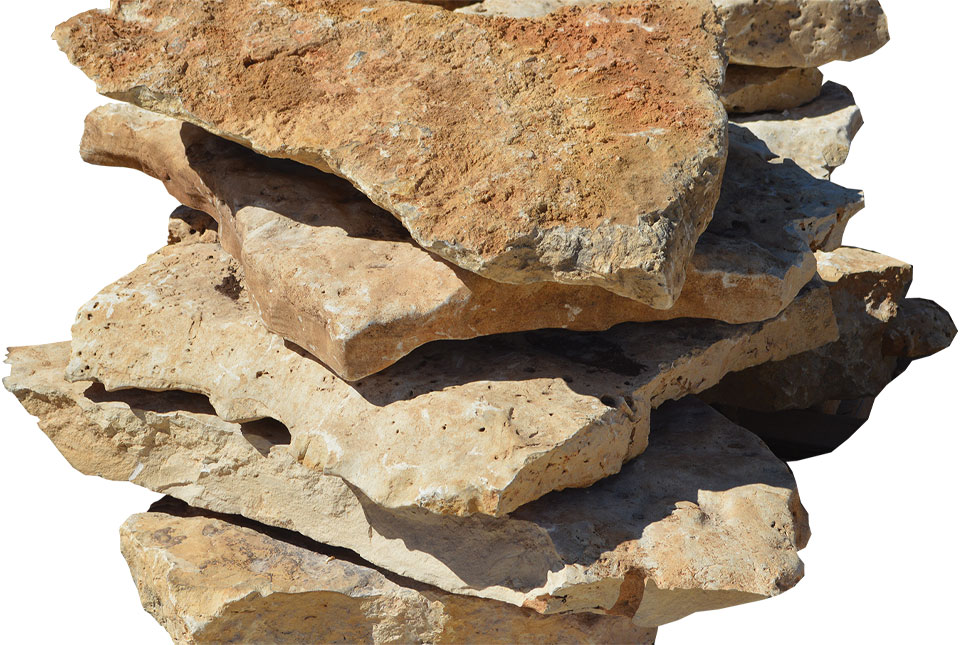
top-left (721, 65), bottom-right (823, 114)
top-left (64, 241), bottom-right (836, 517)
top-left (5, 346), bottom-right (808, 623)
top-left (702, 247), bottom-right (957, 411)
top-left (55, 0), bottom-right (729, 306)
top-left (733, 82), bottom-right (863, 179)
top-left (121, 500), bottom-right (656, 645)
top-left (82, 104), bottom-right (861, 380)
top-left (456, 0), bottom-right (889, 66)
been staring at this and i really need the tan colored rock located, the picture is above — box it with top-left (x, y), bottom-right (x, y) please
top-left (64, 241), bottom-right (836, 517)
top-left (702, 247), bottom-right (957, 411)
top-left (166, 205), bottom-right (218, 246)
top-left (5, 346), bottom-right (807, 623)
top-left (733, 82), bottom-right (863, 179)
top-left (121, 501), bottom-right (657, 645)
top-left (456, 0), bottom-right (889, 66)
top-left (55, 0), bottom-right (729, 307)
top-left (81, 104), bottom-right (861, 380)
top-left (721, 65), bottom-right (823, 114)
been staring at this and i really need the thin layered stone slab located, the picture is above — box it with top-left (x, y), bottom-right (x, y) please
top-left (721, 66), bottom-right (823, 114)
top-left (121, 499), bottom-right (657, 644)
top-left (55, 0), bottom-right (729, 306)
top-left (4, 348), bottom-right (807, 624)
top-left (81, 104), bottom-right (861, 380)
top-left (64, 241), bottom-right (837, 517)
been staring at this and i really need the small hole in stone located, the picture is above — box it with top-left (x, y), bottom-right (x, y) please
top-left (241, 418), bottom-right (291, 457)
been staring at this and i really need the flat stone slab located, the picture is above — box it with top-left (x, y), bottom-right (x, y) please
top-left (121, 499), bottom-right (657, 644)
top-left (64, 241), bottom-right (836, 517)
top-left (81, 103), bottom-right (861, 380)
top-left (703, 247), bottom-right (957, 411)
top-left (5, 347), bottom-right (808, 624)
top-left (721, 65), bottom-right (823, 114)
top-left (733, 82), bottom-right (863, 179)
top-left (456, 0), bottom-right (889, 66)
top-left (55, 0), bottom-right (728, 306)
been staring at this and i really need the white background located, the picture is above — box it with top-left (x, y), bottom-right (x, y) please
top-left (0, 2), bottom-right (956, 643)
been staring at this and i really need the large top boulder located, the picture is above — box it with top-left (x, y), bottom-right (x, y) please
top-left (54, 0), bottom-right (728, 307)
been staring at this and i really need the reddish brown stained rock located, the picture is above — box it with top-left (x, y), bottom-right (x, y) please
top-left (54, 0), bottom-right (728, 306)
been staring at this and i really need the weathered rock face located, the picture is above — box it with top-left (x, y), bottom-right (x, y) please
top-left (721, 66), bottom-right (823, 114)
top-left (5, 345), bottom-right (808, 623)
top-left (702, 247), bottom-right (957, 411)
top-left (55, 0), bottom-right (729, 307)
top-left (81, 104), bottom-right (861, 380)
top-left (121, 500), bottom-right (656, 645)
top-left (64, 241), bottom-right (835, 517)
top-left (733, 82), bottom-right (863, 179)
top-left (456, 0), bottom-right (889, 67)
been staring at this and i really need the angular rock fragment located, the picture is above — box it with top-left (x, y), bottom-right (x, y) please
top-left (55, 0), bottom-right (729, 306)
top-left (456, 0), bottom-right (889, 67)
top-left (5, 346), bottom-right (808, 623)
top-left (702, 247), bottom-right (957, 411)
top-left (64, 241), bottom-right (836, 517)
top-left (733, 82), bottom-right (863, 179)
top-left (82, 104), bottom-right (861, 380)
top-left (721, 66), bottom-right (823, 114)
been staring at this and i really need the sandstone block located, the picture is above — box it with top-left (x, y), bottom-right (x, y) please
top-left (55, 0), bottom-right (729, 306)
top-left (5, 346), bottom-right (808, 623)
top-left (81, 104), bottom-right (861, 380)
top-left (721, 66), bottom-right (823, 114)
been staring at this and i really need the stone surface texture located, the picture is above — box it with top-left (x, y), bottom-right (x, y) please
top-left (5, 346), bottom-right (808, 622)
top-left (65, 241), bottom-right (835, 517)
top-left (703, 247), bottom-right (957, 411)
top-left (456, 0), bottom-right (888, 66)
top-left (121, 500), bottom-right (656, 644)
top-left (721, 65), bottom-right (823, 114)
top-left (82, 104), bottom-right (860, 380)
top-left (733, 82), bottom-right (863, 179)
top-left (55, 0), bottom-right (729, 306)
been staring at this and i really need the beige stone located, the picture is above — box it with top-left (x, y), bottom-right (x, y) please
top-left (5, 346), bottom-right (807, 623)
top-left (456, 0), bottom-right (889, 66)
top-left (721, 65), bottom-right (823, 114)
top-left (702, 247), bottom-right (957, 411)
top-left (81, 104), bottom-right (861, 380)
top-left (64, 241), bottom-right (836, 517)
top-left (121, 500), bottom-right (657, 645)
top-left (733, 82), bottom-right (863, 179)
top-left (55, 0), bottom-right (729, 306)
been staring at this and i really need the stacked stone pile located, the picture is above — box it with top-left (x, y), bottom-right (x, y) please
top-left (4, 1), bottom-right (954, 642)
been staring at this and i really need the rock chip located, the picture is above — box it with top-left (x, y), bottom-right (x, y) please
top-left (121, 499), bottom-right (656, 645)
top-left (702, 247), bottom-right (957, 411)
top-left (81, 104), bottom-right (861, 380)
top-left (733, 82), bottom-right (863, 179)
top-left (55, 0), bottom-right (729, 306)
top-left (5, 345), bottom-right (808, 623)
top-left (721, 65), bottom-right (823, 114)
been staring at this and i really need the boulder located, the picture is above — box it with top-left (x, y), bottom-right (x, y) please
top-left (721, 66), bottom-right (823, 114)
top-left (81, 104), bottom-right (861, 380)
top-left (54, 0), bottom-right (729, 306)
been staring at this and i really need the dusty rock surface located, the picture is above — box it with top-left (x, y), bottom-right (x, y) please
top-left (64, 241), bottom-right (836, 517)
top-left (703, 247), bottom-right (957, 411)
top-left (721, 65), bottom-right (823, 114)
top-left (82, 104), bottom-right (860, 380)
top-left (456, 0), bottom-right (888, 66)
top-left (5, 346), bottom-right (807, 623)
top-left (121, 500), bottom-right (656, 645)
top-left (733, 82), bottom-right (863, 179)
top-left (55, 0), bottom-right (729, 306)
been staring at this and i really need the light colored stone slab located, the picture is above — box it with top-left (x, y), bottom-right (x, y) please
top-left (721, 65), bottom-right (823, 114)
top-left (456, 0), bottom-right (889, 67)
top-left (81, 103), bottom-right (861, 380)
top-left (121, 501), bottom-right (657, 645)
top-left (55, 0), bottom-right (728, 306)
top-left (733, 82), bottom-right (863, 179)
top-left (5, 346), bottom-right (808, 624)
top-left (702, 247), bottom-right (957, 411)
top-left (64, 241), bottom-right (836, 517)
